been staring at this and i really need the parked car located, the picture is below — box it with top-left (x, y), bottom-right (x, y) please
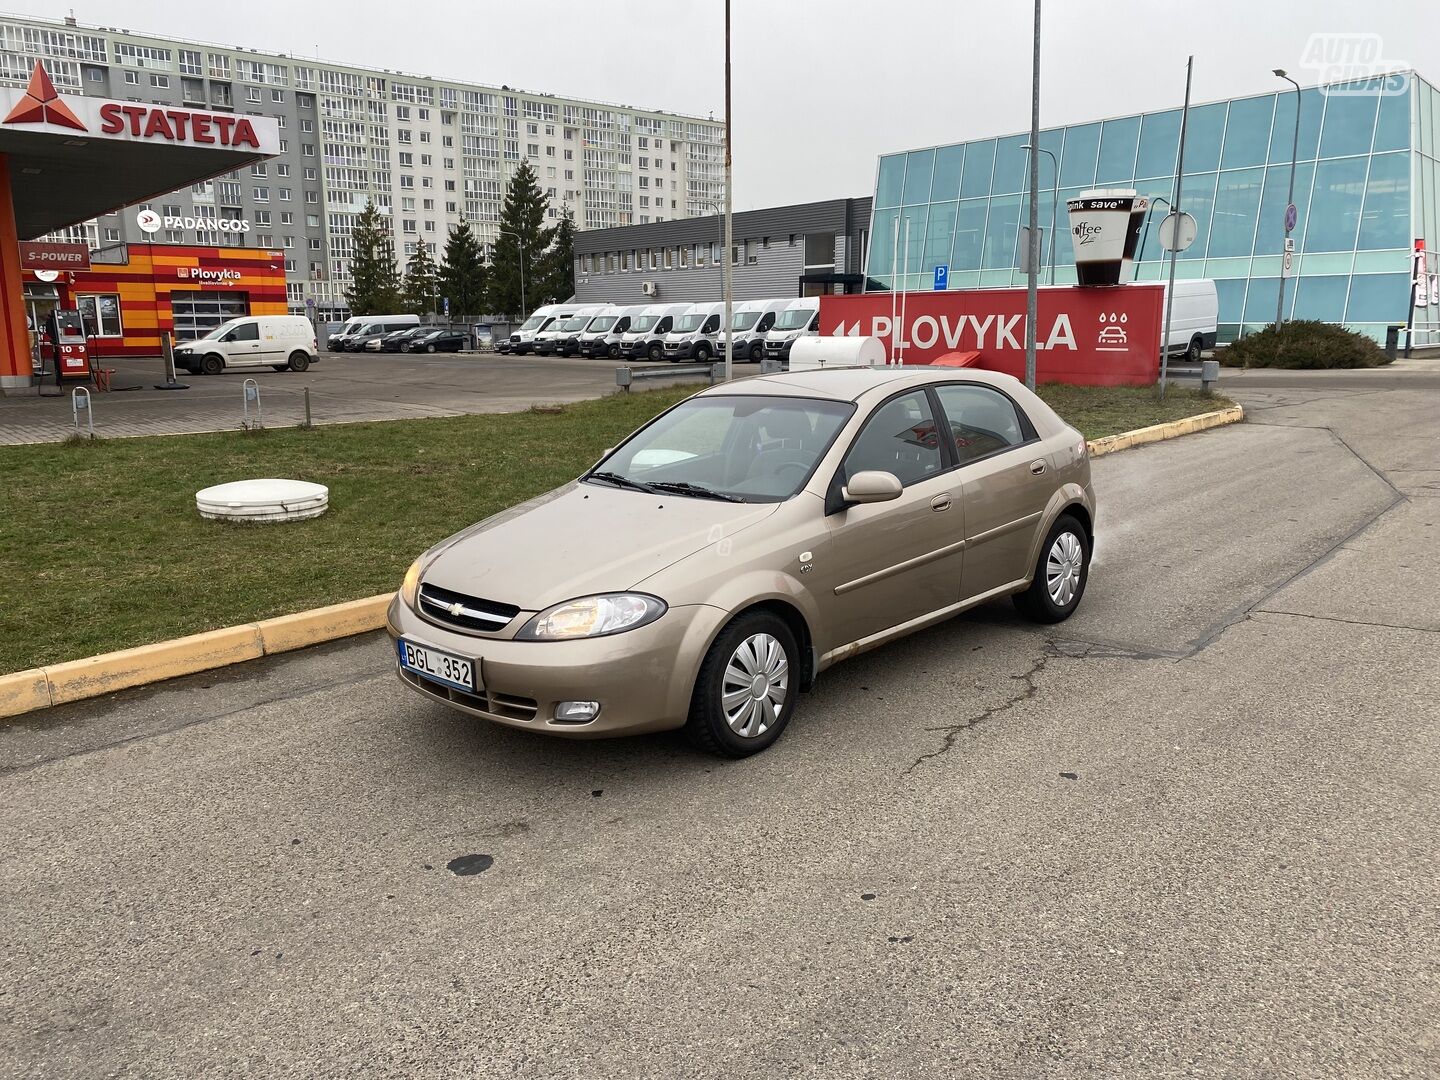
top-left (380, 327), bottom-right (431, 352)
top-left (389, 367), bottom-right (1095, 757)
top-left (762, 298), bottom-right (821, 363)
top-left (405, 329), bottom-right (468, 353)
top-left (174, 315), bottom-right (318, 375)
top-left (330, 314), bottom-right (419, 351)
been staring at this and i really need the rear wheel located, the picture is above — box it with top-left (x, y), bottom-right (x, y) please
top-left (684, 611), bottom-right (798, 758)
top-left (287, 350), bottom-right (310, 373)
top-left (1013, 513), bottom-right (1090, 623)
top-left (200, 353), bottom-right (224, 376)
top-left (647, 343), bottom-right (663, 362)
top-left (1186, 335), bottom-right (1204, 362)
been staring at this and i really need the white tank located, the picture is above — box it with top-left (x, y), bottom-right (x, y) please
top-left (196, 478), bottom-right (329, 523)
top-left (787, 336), bottom-right (888, 371)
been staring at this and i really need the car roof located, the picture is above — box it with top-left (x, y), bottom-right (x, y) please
top-left (697, 365), bottom-right (1028, 404)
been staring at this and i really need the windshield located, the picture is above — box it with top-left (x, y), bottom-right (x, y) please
top-left (731, 311), bottom-right (761, 330)
top-left (540, 315), bottom-right (572, 332)
top-left (774, 308), bottom-right (814, 330)
top-left (629, 315), bottom-right (658, 333)
top-left (676, 314), bottom-right (707, 332)
top-left (560, 315), bottom-right (591, 331)
top-left (200, 319), bottom-right (242, 340)
top-left (518, 314), bottom-right (548, 331)
top-left (587, 395), bottom-right (854, 504)
top-left (586, 316), bottom-right (617, 332)
top-left (339, 321), bottom-right (363, 335)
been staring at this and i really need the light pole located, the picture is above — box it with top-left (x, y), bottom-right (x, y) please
top-left (1024, 0), bottom-right (1041, 390)
top-left (1022, 143), bottom-right (1058, 285)
top-left (722, 0), bottom-right (734, 382)
top-left (1273, 69), bottom-right (1302, 331)
top-left (495, 227), bottom-right (526, 319)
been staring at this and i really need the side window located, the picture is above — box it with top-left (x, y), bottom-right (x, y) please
top-left (757, 313), bottom-right (776, 332)
top-left (842, 391), bottom-right (942, 487)
top-left (702, 315), bottom-right (719, 334)
top-left (808, 314), bottom-right (820, 330)
top-left (229, 322), bottom-right (259, 341)
top-left (934, 384), bottom-right (1027, 465)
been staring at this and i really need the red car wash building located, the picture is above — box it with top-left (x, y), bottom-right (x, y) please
top-left (0, 61), bottom-right (279, 390)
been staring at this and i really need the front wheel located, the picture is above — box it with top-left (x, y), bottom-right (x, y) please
top-left (647, 343), bottom-right (663, 362)
top-left (288, 351), bottom-right (310, 373)
top-left (426, 344), bottom-right (437, 353)
top-left (608, 344), bottom-right (620, 358)
top-left (750, 343), bottom-right (763, 362)
top-left (200, 354), bottom-right (224, 376)
top-left (694, 343), bottom-right (713, 362)
top-left (1013, 513), bottom-right (1090, 623)
top-left (684, 612), bottom-right (799, 758)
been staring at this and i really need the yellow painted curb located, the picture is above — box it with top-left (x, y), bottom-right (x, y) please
top-left (0, 668), bottom-right (52, 719)
top-left (1087, 404), bottom-right (1244, 458)
top-left (256, 594), bottom-right (393, 655)
top-left (45, 625), bottom-right (267, 707)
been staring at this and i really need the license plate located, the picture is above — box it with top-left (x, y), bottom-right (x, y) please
top-left (397, 638), bottom-right (476, 693)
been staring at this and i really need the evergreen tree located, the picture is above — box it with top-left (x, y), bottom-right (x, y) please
top-left (486, 160), bottom-right (553, 320)
top-left (536, 206), bottom-right (576, 307)
top-left (344, 199), bottom-right (404, 315)
top-left (438, 221), bottom-right (487, 322)
top-left (403, 239), bottom-right (439, 316)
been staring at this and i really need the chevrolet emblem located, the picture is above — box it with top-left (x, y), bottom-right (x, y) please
top-left (448, 602), bottom-right (465, 617)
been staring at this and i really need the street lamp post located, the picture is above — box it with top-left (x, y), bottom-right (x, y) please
top-left (1273, 69), bottom-right (1302, 331)
top-left (495, 227), bottom-right (526, 318)
top-left (1022, 143), bottom-right (1058, 285)
top-left (1023, 0), bottom-right (1042, 390)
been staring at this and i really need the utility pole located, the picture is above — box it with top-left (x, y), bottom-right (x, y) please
top-left (1273, 69), bottom-right (1301, 331)
top-left (1024, 0), bottom-right (1041, 390)
top-left (722, 0), bottom-right (734, 382)
top-left (1160, 56), bottom-right (1193, 400)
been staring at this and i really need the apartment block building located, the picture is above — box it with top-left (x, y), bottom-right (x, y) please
top-left (0, 13), bottom-right (725, 320)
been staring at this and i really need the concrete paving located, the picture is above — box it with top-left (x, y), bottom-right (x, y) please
top-left (0, 371), bottom-right (1436, 1078)
top-left (0, 351), bottom-right (714, 444)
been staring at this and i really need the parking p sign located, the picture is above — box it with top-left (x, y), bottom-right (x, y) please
top-left (933, 264), bottom-right (949, 291)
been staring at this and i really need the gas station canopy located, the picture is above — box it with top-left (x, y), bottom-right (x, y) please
top-left (0, 62), bottom-right (281, 239)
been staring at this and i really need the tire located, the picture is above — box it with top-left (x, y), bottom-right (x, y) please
top-left (1013, 513), bottom-right (1090, 624)
top-left (608, 344), bottom-right (620, 358)
top-left (200, 353), bottom-right (224, 376)
top-left (694, 343), bottom-right (713, 362)
top-left (647, 343), bottom-right (663, 362)
top-left (750, 343), bottom-right (763, 362)
top-left (288, 351), bottom-right (310, 373)
top-left (684, 611), bottom-right (799, 758)
top-left (1186, 335), bottom-right (1204, 362)
top-left (426, 344), bottom-right (437, 353)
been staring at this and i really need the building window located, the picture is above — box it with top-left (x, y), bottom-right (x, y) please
top-left (150, 74), bottom-right (168, 88)
top-left (103, 227), bottom-right (120, 242)
top-left (272, 89), bottom-right (285, 103)
top-left (246, 87), bottom-right (262, 103)
top-left (76, 294), bottom-right (123, 337)
top-left (124, 71), bottom-right (138, 85)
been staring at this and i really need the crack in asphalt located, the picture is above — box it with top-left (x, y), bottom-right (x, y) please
top-left (904, 651), bottom-right (1052, 776)
top-left (1252, 609), bottom-right (1439, 635)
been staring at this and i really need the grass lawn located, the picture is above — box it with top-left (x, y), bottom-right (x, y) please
top-left (0, 381), bottom-right (1232, 673)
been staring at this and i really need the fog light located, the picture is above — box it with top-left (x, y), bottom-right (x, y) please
top-left (555, 700), bottom-right (601, 723)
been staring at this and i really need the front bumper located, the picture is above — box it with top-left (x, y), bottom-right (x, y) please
top-left (663, 340), bottom-right (695, 360)
top-left (387, 595), bottom-right (727, 738)
top-left (765, 338), bottom-right (797, 360)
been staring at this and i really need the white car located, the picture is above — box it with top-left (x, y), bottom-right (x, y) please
top-left (175, 315), bottom-right (318, 375)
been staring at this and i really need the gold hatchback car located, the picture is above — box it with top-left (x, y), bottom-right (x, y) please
top-left (389, 367), bottom-right (1095, 757)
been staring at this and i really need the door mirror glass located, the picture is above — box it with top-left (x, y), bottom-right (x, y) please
top-left (841, 470), bottom-right (903, 504)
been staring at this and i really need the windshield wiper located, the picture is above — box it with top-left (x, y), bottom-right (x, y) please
top-left (586, 471), bottom-right (657, 494)
top-left (648, 481), bottom-right (744, 503)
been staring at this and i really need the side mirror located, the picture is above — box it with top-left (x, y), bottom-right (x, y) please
top-left (841, 470), bottom-right (903, 504)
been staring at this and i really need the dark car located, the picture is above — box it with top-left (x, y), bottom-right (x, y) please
top-left (405, 329), bottom-right (468, 354)
top-left (381, 327), bottom-right (430, 352)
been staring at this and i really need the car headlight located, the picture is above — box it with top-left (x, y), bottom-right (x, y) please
top-left (399, 558), bottom-right (423, 607)
top-left (517, 594), bottom-right (666, 640)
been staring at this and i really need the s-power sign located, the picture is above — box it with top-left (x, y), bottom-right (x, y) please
top-left (820, 285), bottom-right (1166, 386)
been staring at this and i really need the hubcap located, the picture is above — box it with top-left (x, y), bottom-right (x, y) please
top-left (721, 633), bottom-right (789, 738)
top-left (1046, 532), bottom-right (1084, 607)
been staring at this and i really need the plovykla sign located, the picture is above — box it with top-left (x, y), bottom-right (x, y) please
top-left (1067, 189), bottom-right (1149, 287)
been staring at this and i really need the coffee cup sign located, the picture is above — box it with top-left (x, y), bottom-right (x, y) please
top-left (1067, 189), bottom-right (1149, 287)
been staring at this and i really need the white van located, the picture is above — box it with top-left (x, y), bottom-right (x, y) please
top-left (532, 304), bottom-right (582, 355)
top-left (174, 315), bottom-right (318, 375)
top-left (549, 304), bottom-right (610, 357)
top-left (509, 305), bottom-right (561, 355)
top-left (576, 305), bottom-right (644, 358)
top-left (331, 314), bottom-right (418, 351)
top-left (1156, 279), bottom-right (1219, 360)
top-left (662, 301), bottom-right (726, 362)
top-left (730, 298), bottom-right (793, 363)
top-left (763, 297), bottom-right (821, 362)
top-left (619, 303), bottom-right (691, 362)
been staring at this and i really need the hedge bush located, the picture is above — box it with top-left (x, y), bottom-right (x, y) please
top-left (1215, 320), bottom-right (1392, 369)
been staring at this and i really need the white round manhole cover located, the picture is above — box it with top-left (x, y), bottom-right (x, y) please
top-left (196, 478), bottom-right (329, 523)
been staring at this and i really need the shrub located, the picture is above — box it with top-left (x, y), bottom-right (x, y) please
top-left (1214, 320), bottom-right (1392, 369)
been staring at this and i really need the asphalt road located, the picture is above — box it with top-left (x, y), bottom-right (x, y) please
top-left (1, 371), bottom-right (1436, 1078)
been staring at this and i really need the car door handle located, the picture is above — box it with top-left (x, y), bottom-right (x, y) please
top-left (930, 494), bottom-right (952, 512)
top-left (1029, 459), bottom-right (1047, 475)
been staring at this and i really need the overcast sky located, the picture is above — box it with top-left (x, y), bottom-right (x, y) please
top-left (19, 0), bottom-right (1439, 210)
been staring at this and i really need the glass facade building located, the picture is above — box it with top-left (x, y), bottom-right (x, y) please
top-left (867, 73), bottom-right (1440, 344)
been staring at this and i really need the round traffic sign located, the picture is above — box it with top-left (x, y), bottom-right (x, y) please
top-left (1284, 202), bottom-right (1298, 233)
top-left (1158, 210), bottom-right (1198, 252)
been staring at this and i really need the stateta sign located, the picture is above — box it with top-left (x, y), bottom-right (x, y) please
top-left (0, 61), bottom-right (280, 155)
top-left (819, 285), bottom-right (1167, 386)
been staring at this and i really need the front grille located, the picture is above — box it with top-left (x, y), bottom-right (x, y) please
top-left (664, 342), bottom-right (681, 350)
top-left (399, 668), bottom-right (538, 722)
top-left (418, 582), bottom-right (521, 634)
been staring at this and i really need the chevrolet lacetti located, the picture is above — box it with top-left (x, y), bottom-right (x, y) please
top-left (389, 367), bottom-right (1096, 757)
